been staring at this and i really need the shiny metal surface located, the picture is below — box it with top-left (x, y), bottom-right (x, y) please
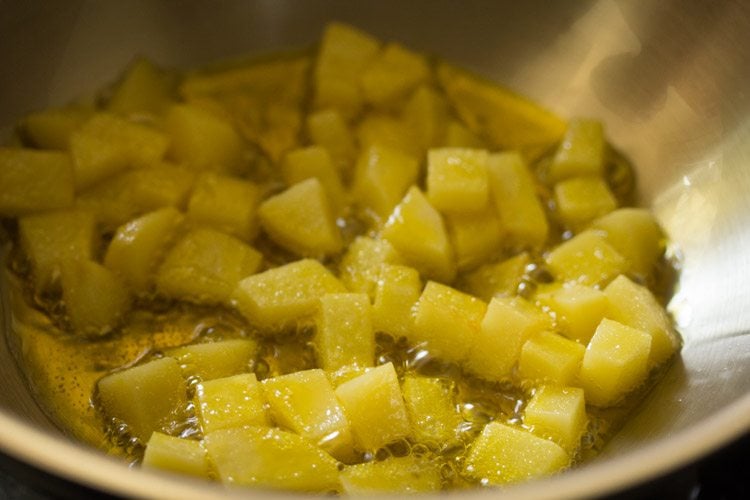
top-left (1, 1), bottom-right (750, 498)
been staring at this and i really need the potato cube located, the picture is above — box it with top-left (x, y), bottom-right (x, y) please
top-left (462, 252), bottom-right (531, 302)
top-left (204, 426), bottom-right (340, 492)
top-left (156, 227), bottom-right (262, 304)
top-left (545, 230), bottom-right (626, 287)
top-left (361, 42), bottom-right (430, 108)
top-left (70, 113), bottom-right (169, 190)
top-left (355, 114), bottom-right (417, 156)
top-left (352, 144), bottom-right (420, 221)
top-left (524, 386), bottom-right (587, 453)
top-left (444, 120), bottom-right (485, 148)
top-left (104, 207), bottom-right (184, 293)
top-left (21, 106), bottom-right (91, 150)
top-left (341, 455), bottom-right (442, 494)
top-left (19, 208), bottom-right (96, 292)
top-left (554, 176), bottom-right (617, 229)
top-left (591, 208), bottom-right (665, 278)
top-left (334, 362), bottom-right (411, 452)
top-left (466, 296), bottom-right (550, 382)
top-left (315, 293), bottom-right (374, 371)
top-left (258, 178), bottom-right (342, 258)
top-left (232, 259), bottom-right (346, 331)
top-left (549, 118), bottom-right (605, 183)
top-left (166, 338), bottom-right (257, 381)
top-left (164, 103), bottom-right (243, 174)
top-left (339, 236), bottom-right (402, 299)
top-left (372, 264), bottom-right (422, 338)
top-left (107, 57), bottom-right (176, 116)
top-left (381, 186), bottom-right (456, 283)
top-left (427, 148), bottom-right (489, 213)
top-left (314, 22), bottom-right (381, 119)
top-left (143, 432), bottom-right (209, 478)
top-left (518, 331), bottom-right (585, 386)
top-left (535, 283), bottom-right (607, 343)
top-left (578, 318), bottom-right (652, 407)
top-left (487, 152), bottom-right (549, 249)
top-left (281, 146), bottom-right (346, 212)
top-left (195, 373), bottom-right (269, 433)
top-left (186, 173), bottom-right (261, 241)
top-left (60, 259), bottom-right (132, 337)
top-left (306, 109), bottom-right (356, 171)
top-left (402, 85), bottom-right (449, 154)
top-left (402, 376), bottom-right (461, 445)
top-left (0, 148), bottom-right (74, 216)
top-left (464, 422), bottom-right (569, 485)
top-left (604, 275), bottom-right (680, 367)
top-left (445, 207), bottom-right (503, 271)
top-left (262, 369), bottom-right (354, 460)
top-left (97, 357), bottom-right (188, 442)
top-left (412, 281), bottom-right (487, 364)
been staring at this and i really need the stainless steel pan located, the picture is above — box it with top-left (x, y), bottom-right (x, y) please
top-left (1, 1), bottom-right (749, 498)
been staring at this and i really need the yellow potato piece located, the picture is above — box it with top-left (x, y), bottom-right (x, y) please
top-left (524, 385), bottom-right (588, 454)
top-left (143, 432), bottom-right (209, 479)
top-left (341, 455), bottom-right (442, 494)
top-left (0, 148), bottom-right (74, 216)
top-left (195, 373), bottom-right (269, 433)
top-left (167, 338), bottom-right (258, 381)
top-left (315, 293), bottom-right (374, 372)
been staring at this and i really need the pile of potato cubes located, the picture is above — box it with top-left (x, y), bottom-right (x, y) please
top-left (0, 22), bottom-right (680, 493)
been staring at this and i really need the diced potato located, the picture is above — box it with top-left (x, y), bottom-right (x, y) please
top-left (281, 146), bottom-right (346, 212)
top-left (186, 173), bottom-right (261, 241)
top-left (21, 106), bottom-right (92, 150)
top-left (412, 282), bottom-right (487, 365)
top-left (466, 296), bottom-right (550, 382)
top-left (352, 144), bottom-right (420, 221)
top-left (578, 318), bottom-right (652, 407)
top-left (104, 207), bottom-right (184, 293)
top-left (372, 264), bottom-right (422, 338)
top-left (402, 85), bottom-right (449, 154)
top-left (60, 259), bottom-right (131, 337)
top-left (355, 114), bottom-right (417, 156)
top-left (427, 148), bottom-right (489, 213)
top-left (334, 363), bottom-right (411, 452)
top-left (535, 283), bottom-right (607, 344)
top-left (462, 252), bottom-right (531, 302)
top-left (445, 207), bottom-right (503, 271)
top-left (437, 62), bottom-right (566, 154)
top-left (402, 376), bottom-right (461, 445)
top-left (548, 119), bottom-right (605, 183)
top-left (166, 338), bottom-right (258, 381)
top-left (487, 152), bottom-right (549, 250)
top-left (258, 178), bottom-right (342, 258)
top-left (524, 386), bottom-right (587, 454)
top-left (204, 426), bottom-right (341, 492)
top-left (195, 373), bottom-right (269, 433)
top-left (339, 236), bottom-right (403, 299)
top-left (341, 454), bottom-right (442, 494)
top-left (306, 109), bottom-right (356, 172)
top-left (604, 275), bottom-right (680, 367)
top-left (545, 230), bottom-right (627, 287)
top-left (315, 293), bottom-right (374, 372)
top-left (156, 227), bottom-right (262, 304)
top-left (97, 357), bottom-right (188, 442)
top-left (262, 369), bottom-right (354, 461)
top-left (18, 208), bottom-right (96, 292)
top-left (591, 208), bottom-right (665, 278)
top-left (164, 103), bottom-right (243, 174)
top-left (314, 22), bottom-right (381, 119)
top-left (444, 120), bottom-right (485, 148)
top-left (232, 259), bottom-right (346, 331)
top-left (143, 432), bottom-right (210, 478)
top-left (554, 176), bottom-right (617, 229)
top-left (464, 422), bottom-right (569, 485)
top-left (76, 162), bottom-right (195, 231)
top-left (0, 148), bottom-right (74, 216)
top-left (381, 186), bottom-right (456, 283)
top-left (361, 42), bottom-right (430, 108)
top-left (517, 331), bottom-right (585, 386)
top-left (70, 113), bottom-right (169, 190)
top-left (107, 57), bottom-right (176, 116)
